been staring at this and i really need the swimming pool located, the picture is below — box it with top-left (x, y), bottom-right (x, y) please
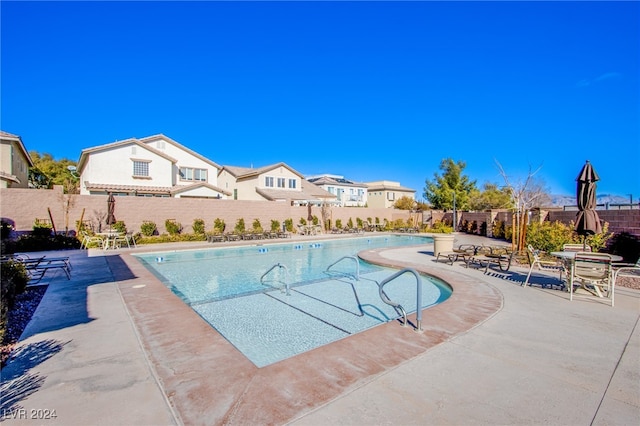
top-left (135, 235), bottom-right (452, 367)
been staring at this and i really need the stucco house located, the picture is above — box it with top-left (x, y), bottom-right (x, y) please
top-left (77, 134), bottom-right (230, 198)
top-left (0, 131), bottom-right (33, 189)
top-left (218, 162), bottom-right (334, 204)
top-left (306, 174), bottom-right (368, 207)
top-left (365, 180), bottom-right (415, 208)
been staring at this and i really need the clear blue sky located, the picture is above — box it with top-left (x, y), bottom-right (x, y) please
top-left (2, 1), bottom-right (638, 201)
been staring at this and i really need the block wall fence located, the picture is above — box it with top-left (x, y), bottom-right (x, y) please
top-left (0, 186), bottom-right (413, 235)
top-left (1, 186), bottom-right (638, 238)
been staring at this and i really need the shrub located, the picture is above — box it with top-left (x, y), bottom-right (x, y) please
top-left (1, 260), bottom-right (29, 343)
top-left (347, 218), bottom-right (354, 229)
top-left (284, 218), bottom-right (293, 232)
top-left (526, 220), bottom-right (576, 253)
top-left (584, 222), bottom-right (613, 253)
top-left (140, 221), bottom-right (157, 237)
top-left (213, 218), bottom-right (226, 234)
top-left (3, 234), bottom-right (80, 253)
top-left (252, 219), bottom-right (263, 233)
top-left (312, 215), bottom-right (319, 226)
top-left (607, 232), bottom-right (640, 262)
top-left (356, 217), bottom-right (363, 228)
top-left (234, 218), bottom-right (245, 234)
top-left (112, 220), bottom-right (127, 233)
top-left (335, 219), bottom-right (342, 229)
top-left (165, 219), bottom-right (182, 236)
top-left (299, 217), bottom-right (307, 226)
top-left (32, 223), bottom-right (52, 238)
top-left (1, 220), bottom-right (13, 240)
top-left (430, 220), bottom-right (453, 234)
top-left (271, 220), bottom-right (280, 232)
top-left (192, 218), bottom-right (205, 235)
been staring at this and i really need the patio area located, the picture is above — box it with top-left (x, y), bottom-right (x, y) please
top-left (1, 233), bottom-right (638, 425)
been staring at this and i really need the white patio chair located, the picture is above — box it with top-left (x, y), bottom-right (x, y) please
top-left (613, 258), bottom-right (640, 290)
top-left (522, 245), bottom-right (565, 288)
top-left (570, 252), bottom-right (614, 306)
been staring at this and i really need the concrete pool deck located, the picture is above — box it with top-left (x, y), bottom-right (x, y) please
top-left (1, 233), bottom-right (638, 425)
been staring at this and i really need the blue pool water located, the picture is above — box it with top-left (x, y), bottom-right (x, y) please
top-left (135, 235), bottom-right (452, 367)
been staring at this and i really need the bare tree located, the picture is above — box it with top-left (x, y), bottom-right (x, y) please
top-left (495, 160), bottom-right (551, 252)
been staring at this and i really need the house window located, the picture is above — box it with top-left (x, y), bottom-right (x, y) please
top-left (277, 178), bottom-right (285, 188)
top-left (288, 179), bottom-right (296, 189)
top-left (179, 167), bottom-right (207, 182)
top-left (133, 161), bottom-right (150, 177)
top-left (387, 192), bottom-right (395, 201)
top-left (265, 176), bottom-right (274, 187)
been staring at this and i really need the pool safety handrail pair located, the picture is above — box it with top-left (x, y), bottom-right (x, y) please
top-left (261, 255), bottom-right (425, 332)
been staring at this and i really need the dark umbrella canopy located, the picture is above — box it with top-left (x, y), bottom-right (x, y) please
top-left (106, 193), bottom-right (116, 226)
top-left (307, 203), bottom-right (313, 224)
top-left (575, 160), bottom-right (602, 236)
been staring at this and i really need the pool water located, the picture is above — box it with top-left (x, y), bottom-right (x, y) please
top-left (135, 235), bottom-right (452, 367)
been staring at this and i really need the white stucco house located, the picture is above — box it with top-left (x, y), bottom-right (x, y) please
top-left (365, 180), bottom-right (415, 208)
top-left (218, 163), bottom-right (334, 204)
top-left (0, 131), bottom-right (33, 189)
top-left (306, 174), bottom-right (368, 207)
top-left (77, 134), bottom-right (230, 198)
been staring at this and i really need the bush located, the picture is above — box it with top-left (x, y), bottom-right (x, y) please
top-left (213, 218), bottom-right (226, 234)
top-left (347, 218), bottom-right (354, 229)
top-left (607, 232), bottom-right (640, 262)
top-left (165, 220), bottom-right (182, 236)
top-left (112, 220), bottom-right (127, 233)
top-left (335, 219), bottom-right (342, 229)
top-left (3, 234), bottom-right (81, 253)
top-left (252, 219), bottom-right (263, 233)
top-left (32, 224), bottom-right (52, 238)
top-left (192, 218), bottom-right (205, 235)
top-left (1, 260), bottom-right (29, 343)
top-left (430, 220), bottom-right (453, 234)
top-left (1, 220), bottom-right (13, 240)
top-left (271, 220), bottom-right (280, 232)
top-left (140, 221), bottom-right (157, 237)
top-left (526, 220), bottom-right (576, 253)
top-left (284, 218), bottom-right (293, 232)
top-left (234, 218), bottom-right (245, 234)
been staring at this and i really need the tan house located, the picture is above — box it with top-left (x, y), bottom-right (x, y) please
top-left (0, 131), bottom-right (33, 189)
top-left (366, 180), bottom-right (415, 208)
top-left (218, 162), bottom-right (334, 204)
top-left (77, 134), bottom-right (230, 198)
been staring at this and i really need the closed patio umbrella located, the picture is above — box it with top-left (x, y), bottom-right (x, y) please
top-left (106, 193), bottom-right (116, 228)
top-left (575, 161), bottom-right (602, 247)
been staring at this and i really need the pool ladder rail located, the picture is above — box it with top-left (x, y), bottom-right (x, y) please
top-left (325, 256), bottom-right (424, 332)
top-left (260, 263), bottom-right (291, 295)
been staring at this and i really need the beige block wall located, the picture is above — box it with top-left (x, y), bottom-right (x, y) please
top-left (0, 187), bottom-right (411, 235)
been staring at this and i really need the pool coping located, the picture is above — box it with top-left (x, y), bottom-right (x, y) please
top-left (110, 240), bottom-right (503, 425)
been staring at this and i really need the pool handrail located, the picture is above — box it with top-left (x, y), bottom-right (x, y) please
top-left (325, 255), bottom-right (360, 281)
top-left (378, 268), bottom-right (423, 332)
top-left (260, 263), bottom-right (290, 295)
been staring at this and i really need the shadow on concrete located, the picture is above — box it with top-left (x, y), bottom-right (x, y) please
top-left (0, 339), bottom-right (68, 413)
top-left (19, 253), bottom-right (136, 340)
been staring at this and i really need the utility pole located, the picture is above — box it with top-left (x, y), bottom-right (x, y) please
top-left (452, 190), bottom-right (457, 232)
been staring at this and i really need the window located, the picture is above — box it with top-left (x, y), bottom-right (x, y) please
top-left (288, 178), bottom-right (296, 189)
top-left (133, 161), bottom-right (149, 177)
top-left (179, 167), bottom-right (207, 182)
top-left (265, 176), bottom-right (274, 187)
top-left (277, 178), bottom-right (285, 188)
top-left (387, 192), bottom-right (395, 201)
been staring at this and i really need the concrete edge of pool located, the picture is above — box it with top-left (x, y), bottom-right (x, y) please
top-left (109, 238), bottom-right (503, 425)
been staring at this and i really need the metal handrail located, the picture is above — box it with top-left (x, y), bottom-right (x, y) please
top-left (378, 268), bottom-right (423, 332)
top-left (260, 263), bottom-right (290, 295)
top-left (325, 255), bottom-right (360, 281)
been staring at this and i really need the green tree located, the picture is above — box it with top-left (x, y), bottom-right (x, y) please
top-left (468, 183), bottom-right (514, 210)
top-left (393, 196), bottom-right (416, 210)
top-left (29, 151), bottom-right (78, 193)
top-left (423, 159), bottom-right (477, 210)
